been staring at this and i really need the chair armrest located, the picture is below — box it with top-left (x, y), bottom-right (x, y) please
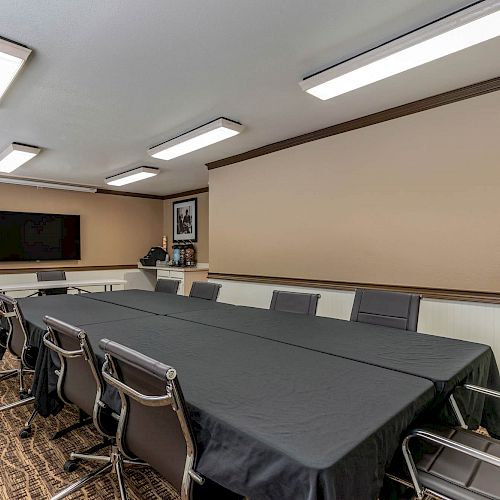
top-left (463, 384), bottom-right (500, 400)
top-left (101, 358), bottom-right (173, 408)
top-left (405, 429), bottom-right (500, 467)
top-left (402, 428), bottom-right (500, 498)
top-left (42, 332), bottom-right (83, 358)
top-left (0, 311), bottom-right (16, 318)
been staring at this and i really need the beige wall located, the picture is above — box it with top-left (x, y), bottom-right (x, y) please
top-left (209, 90), bottom-right (500, 292)
top-left (0, 185), bottom-right (163, 269)
top-left (163, 191), bottom-right (209, 262)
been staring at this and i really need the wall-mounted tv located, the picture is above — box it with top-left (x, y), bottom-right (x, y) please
top-left (0, 211), bottom-right (81, 261)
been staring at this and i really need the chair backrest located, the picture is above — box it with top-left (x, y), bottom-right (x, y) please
top-left (189, 282), bottom-right (221, 301)
top-left (269, 290), bottom-right (321, 316)
top-left (350, 288), bottom-right (421, 331)
top-left (37, 270), bottom-right (67, 295)
top-left (43, 316), bottom-right (114, 437)
top-left (155, 279), bottom-right (180, 295)
top-left (0, 293), bottom-right (30, 363)
top-left (100, 339), bottom-right (200, 498)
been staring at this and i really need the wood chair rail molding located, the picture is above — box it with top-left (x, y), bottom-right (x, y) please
top-left (206, 75), bottom-right (500, 170)
top-left (208, 272), bottom-right (500, 305)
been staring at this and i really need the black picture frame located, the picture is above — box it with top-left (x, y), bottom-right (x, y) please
top-left (173, 197), bottom-right (197, 242)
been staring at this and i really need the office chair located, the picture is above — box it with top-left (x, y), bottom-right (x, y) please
top-left (37, 270), bottom-right (68, 296)
top-left (269, 290), bottom-right (320, 316)
top-left (154, 278), bottom-right (181, 294)
top-left (189, 281), bottom-right (221, 301)
top-left (43, 316), bottom-right (143, 500)
top-left (387, 384), bottom-right (500, 499)
top-left (0, 294), bottom-right (37, 436)
top-left (100, 339), bottom-right (205, 500)
top-left (350, 288), bottom-right (421, 331)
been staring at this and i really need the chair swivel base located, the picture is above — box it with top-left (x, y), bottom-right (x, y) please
top-left (0, 364), bottom-right (35, 412)
top-left (63, 437), bottom-right (111, 472)
top-left (51, 444), bottom-right (146, 500)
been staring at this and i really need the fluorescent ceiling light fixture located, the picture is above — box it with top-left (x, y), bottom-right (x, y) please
top-left (106, 166), bottom-right (159, 186)
top-left (0, 177), bottom-right (97, 192)
top-left (0, 143), bottom-right (40, 173)
top-left (300, 0), bottom-right (500, 100)
top-left (148, 118), bottom-right (245, 160)
top-left (0, 38), bottom-right (31, 101)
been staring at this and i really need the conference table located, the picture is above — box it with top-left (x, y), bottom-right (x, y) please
top-left (15, 290), bottom-right (500, 500)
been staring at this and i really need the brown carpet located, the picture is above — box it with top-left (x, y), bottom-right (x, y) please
top-left (0, 353), bottom-right (179, 499)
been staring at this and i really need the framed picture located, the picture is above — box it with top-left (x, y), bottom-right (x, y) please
top-left (173, 197), bottom-right (197, 242)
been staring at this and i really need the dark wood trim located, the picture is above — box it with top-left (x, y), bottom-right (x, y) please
top-left (0, 265), bottom-right (138, 274)
top-left (96, 188), bottom-right (164, 200)
top-left (162, 187), bottom-right (209, 200)
top-left (206, 76), bottom-right (500, 170)
top-left (208, 272), bottom-right (500, 305)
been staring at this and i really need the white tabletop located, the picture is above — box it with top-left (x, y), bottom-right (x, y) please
top-left (0, 278), bottom-right (126, 292)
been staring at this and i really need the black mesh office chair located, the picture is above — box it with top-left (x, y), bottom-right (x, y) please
top-left (154, 278), bottom-right (181, 294)
top-left (43, 316), bottom-right (143, 500)
top-left (37, 270), bottom-right (68, 296)
top-left (269, 290), bottom-right (320, 316)
top-left (388, 385), bottom-right (500, 499)
top-left (100, 339), bottom-right (204, 500)
top-left (350, 288), bottom-right (421, 331)
top-left (189, 281), bottom-right (221, 301)
top-left (0, 294), bottom-right (37, 435)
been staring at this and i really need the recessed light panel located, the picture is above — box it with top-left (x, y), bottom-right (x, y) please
top-left (106, 166), bottom-right (159, 186)
top-left (0, 143), bottom-right (40, 173)
top-left (301, 1), bottom-right (500, 100)
top-left (0, 38), bottom-right (32, 101)
top-left (148, 118), bottom-right (245, 160)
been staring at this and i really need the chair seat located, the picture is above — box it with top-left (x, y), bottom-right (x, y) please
top-left (415, 427), bottom-right (500, 500)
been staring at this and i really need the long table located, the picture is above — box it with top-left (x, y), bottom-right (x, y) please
top-left (167, 305), bottom-right (500, 433)
top-left (84, 316), bottom-right (434, 500)
top-left (0, 278), bottom-right (127, 293)
top-left (15, 290), bottom-right (500, 500)
top-left (81, 289), bottom-right (237, 315)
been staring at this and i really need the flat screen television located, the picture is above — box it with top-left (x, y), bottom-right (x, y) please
top-left (0, 211), bottom-right (81, 261)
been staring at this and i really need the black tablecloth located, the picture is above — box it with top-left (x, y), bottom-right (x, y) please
top-left (82, 315), bottom-right (435, 500)
top-left (17, 294), bottom-right (153, 417)
top-left (170, 307), bottom-right (500, 435)
top-left (16, 292), bottom-right (500, 499)
top-left (18, 294), bottom-right (152, 343)
top-left (81, 289), bottom-right (236, 315)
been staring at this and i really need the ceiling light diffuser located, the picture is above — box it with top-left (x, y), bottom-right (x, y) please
top-left (106, 166), bottom-right (159, 186)
top-left (0, 38), bottom-right (32, 101)
top-left (300, 0), bottom-right (500, 100)
top-left (0, 177), bottom-right (97, 192)
top-left (148, 118), bottom-right (245, 160)
top-left (0, 143), bottom-right (40, 173)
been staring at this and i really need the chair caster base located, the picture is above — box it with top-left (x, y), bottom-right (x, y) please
top-left (63, 460), bottom-right (80, 473)
top-left (19, 427), bottom-right (31, 439)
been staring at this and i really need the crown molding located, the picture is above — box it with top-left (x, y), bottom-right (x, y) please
top-left (206, 75), bottom-right (500, 170)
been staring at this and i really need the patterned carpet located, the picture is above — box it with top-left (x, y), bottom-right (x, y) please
top-left (0, 353), bottom-right (179, 500)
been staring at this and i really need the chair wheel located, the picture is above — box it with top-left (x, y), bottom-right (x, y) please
top-left (63, 460), bottom-right (79, 472)
top-left (19, 391), bottom-right (30, 400)
top-left (19, 427), bottom-right (31, 439)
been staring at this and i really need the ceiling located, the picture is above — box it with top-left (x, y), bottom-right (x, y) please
top-left (1, 0), bottom-right (499, 196)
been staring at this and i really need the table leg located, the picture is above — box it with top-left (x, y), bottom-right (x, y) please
top-left (110, 285), bottom-right (113, 291)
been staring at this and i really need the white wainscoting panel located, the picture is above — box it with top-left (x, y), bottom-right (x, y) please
top-left (211, 278), bottom-right (500, 363)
